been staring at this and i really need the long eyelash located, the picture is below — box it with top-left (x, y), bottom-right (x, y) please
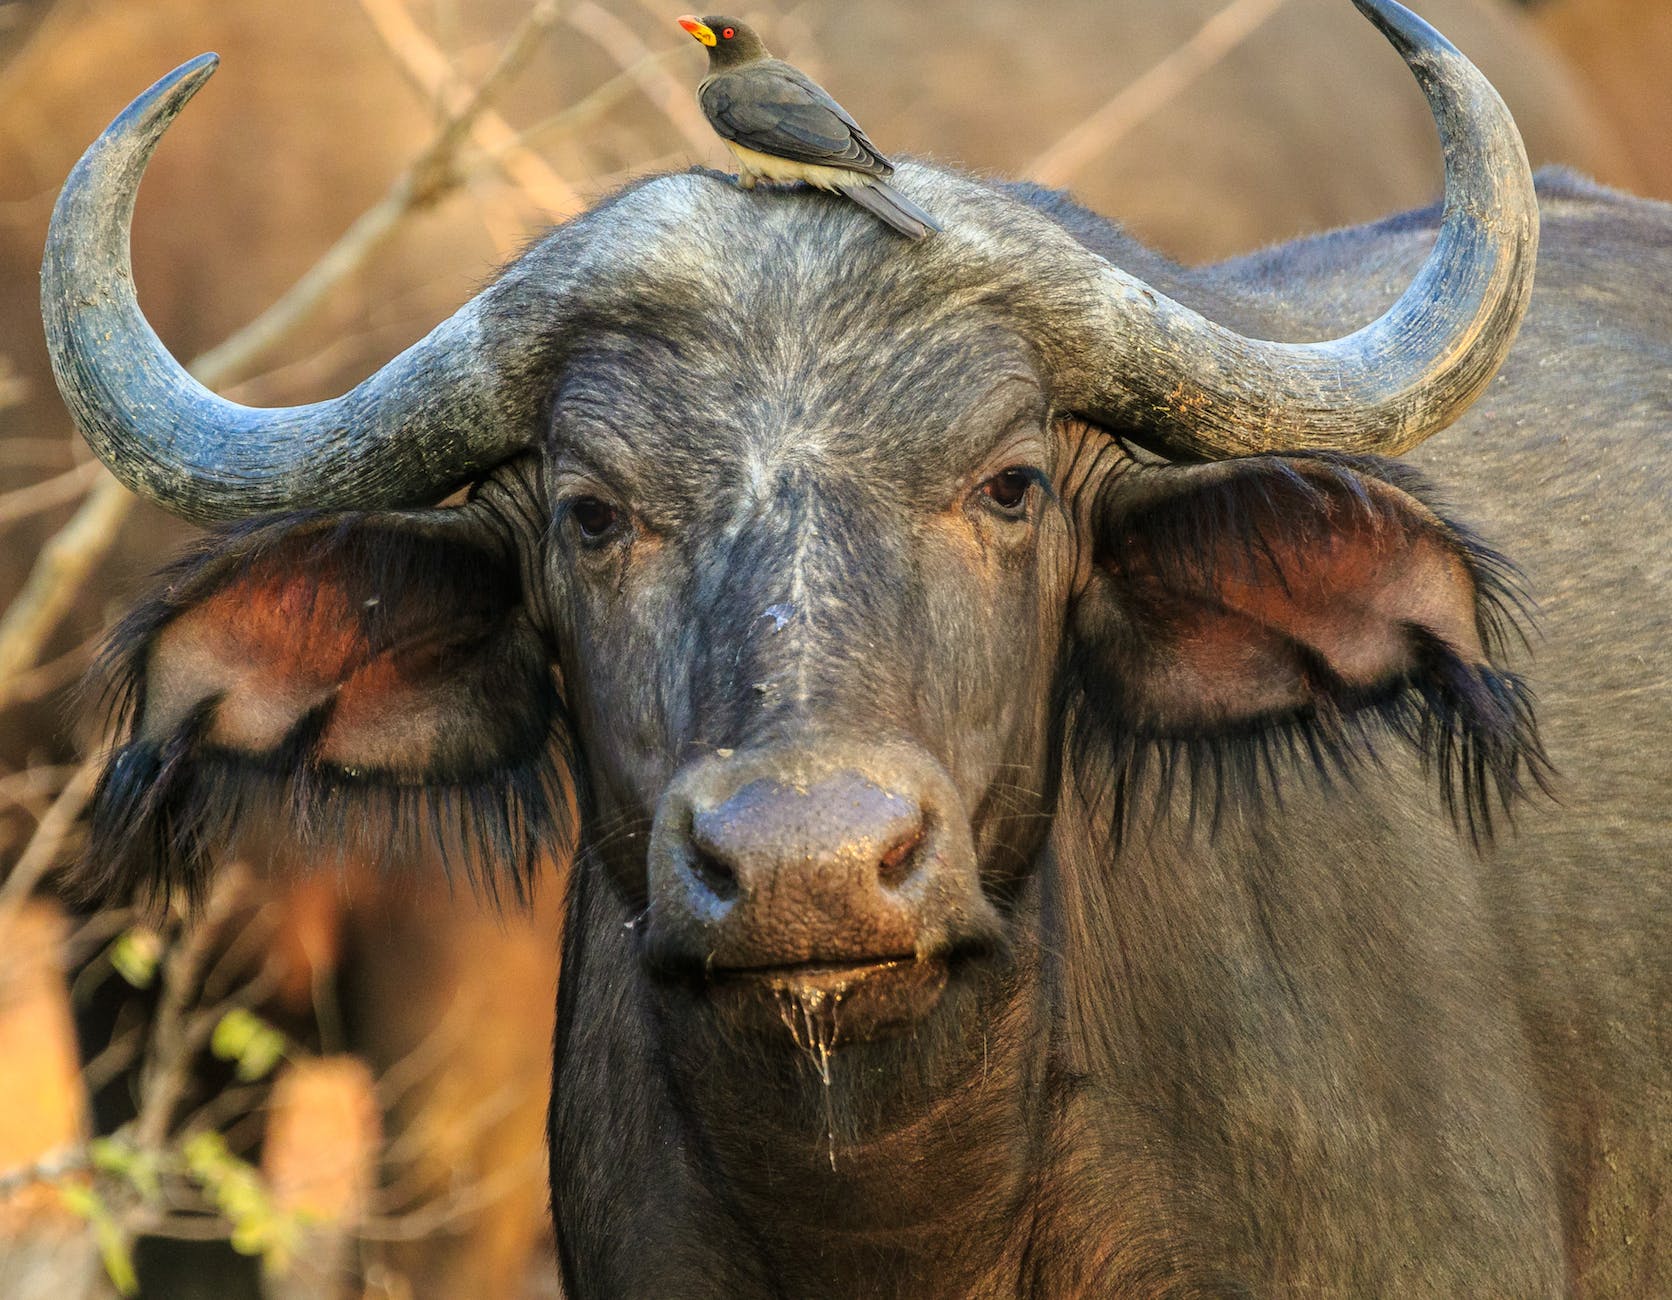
top-left (77, 511), bottom-right (580, 912)
top-left (1018, 466), bottom-right (1059, 508)
top-left (1060, 453), bottom-right (1551, 850)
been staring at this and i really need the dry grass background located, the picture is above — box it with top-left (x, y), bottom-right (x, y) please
top-left (0, 0), bottom-right (1664, 1294)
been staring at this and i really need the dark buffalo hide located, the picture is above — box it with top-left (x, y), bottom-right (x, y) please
top-left (75, 165), bottom-right (1672, 1298)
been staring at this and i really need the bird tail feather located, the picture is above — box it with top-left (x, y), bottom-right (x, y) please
top-left (837, 179), bottom-right (942, 241)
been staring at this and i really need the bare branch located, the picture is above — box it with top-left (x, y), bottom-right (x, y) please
top-left (0, 0), bottom-right (572, 717)
top-left (79, 1021), bottom-right (145, 1095)
top-left (1029, 0), bottom-right (1289, 187)
top-left (0, 352), bottom-right (27, 410)
top-left (1, 632), bottom-right (98, 707)
top-left (509, 48), bottom-right (686, 154)
top-left (378, 1080), bottom-right (525, 1181)
top-left (0, 756), bottom-right (98, 910)
top-left (0, 459), bottom-right (102, 529)
top-left (0, 476), bottom-right (131, 714)
top-left (372, 992), bottom-right (477, 1112)
top-left (138, 1214), bottom-right (249, 1243)
top-left (356, 0), bottom-right (580, 216)
top-left (60, 904), bottom-right (134, 966)
top-left (565, 0), bottom-right (716, 159)
top-left (132, 868), bottom-right (253, 1154)
top-left (360, 1145), bottom-right (546, 1241)
top-left (0, 1146), bottom-right (89, 1200)
top-left (0, 764), bottom-right (78, 816)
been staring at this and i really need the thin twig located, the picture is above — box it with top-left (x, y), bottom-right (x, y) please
top-left (377, 1080), bottom-right (525, 1181)
top-left (60, 904), bottom-right (136, 966)
top-left (1030, 0), bottom-right (1290, 186)
top-left (199, 902), bottom-right (282, 1003)
top-left (371, 992), bottom-right (476, 1112)
top-left (0, 0), bottom-right (571, 716)
top-left (0, 476), bottom-right (131, 714)
top-left (79, 1021), bottom-right (145, 1094)
top-left (0, 458), bottom-right (102, 528)
top-left (507, 47), bottom-right (685, 153)
top-left (0, 1146), bottom-right (90, 1199)
top-left (565, 0), bottom-right (716, 159)
top-left (141, 1213), bottom-right (253, 1243)
top-left (0, 437), bottom-right (78, 469)
top-left (360, 1146), bottom-right (546, 1241)
top-left (132, 869), bottom-right (251, 1154)
top-left (187, 0), bottom-right (561, 394)
top-left (0, 755), bottom-right (98, 910)
top-left (1, 631), bottom-right (98, 706)
top-left (356, 0), bottom-right (580, 216)
top-left (0, 763), bottom-right (78, 815)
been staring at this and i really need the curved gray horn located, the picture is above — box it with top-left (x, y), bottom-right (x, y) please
top-left (1047, 0), bottom-right (1538, 458)
top-left (41, 55), bottom-right (537, 524)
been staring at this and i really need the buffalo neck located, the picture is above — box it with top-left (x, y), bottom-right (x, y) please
top-left (672, 927), bottom-right (1051, 1296)
top-left (552, 843), bottom-right (1064, 1298)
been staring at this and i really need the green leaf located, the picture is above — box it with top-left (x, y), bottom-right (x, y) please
top-left (182, 1133), bottom-right (289, 1265)
top-left (94, 1214), bottom-right (140, 1296)
top-left (235, 1025), bottom-right (288, 1082)
top-left (86, 1136), bottom-right (164, 1204)
top-left (183, 1130), bottom-right (233, 1183)
top-left (109, 929), bottom-right (162, 988)
top-left (211, 1009), bottom-right (290, 1082)
top-left (57, 1183), bottom-right (98, 1218)
top-left (58, 1183), bottom-right (137, 1296)
top-left (88, 1136), bottom-right (129, 1176)
top-left (260, 1213), bottom-right (302, 1277)
top-left (229, 1217), bottom-right (269, 1257)
top-left (211, 1008), bottom-right (262, 1061)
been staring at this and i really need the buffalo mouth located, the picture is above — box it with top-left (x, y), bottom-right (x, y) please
top-left (706, 955), bottom-right (949, 1043)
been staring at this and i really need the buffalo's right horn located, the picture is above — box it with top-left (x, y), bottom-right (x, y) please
top-left (41, 55), bottom-right (541, 524)
top-left (1040, 0), bottom-right (1539, 459)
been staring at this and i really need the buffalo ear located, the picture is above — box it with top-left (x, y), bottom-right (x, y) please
top-left (84, 507), bottom-right (572, 907)
top-left (1067, 453), bottom-right (1545, 837)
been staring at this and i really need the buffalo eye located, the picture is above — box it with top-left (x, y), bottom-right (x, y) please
top-left (978, 467), bottom-right (1036, 515)
top-left (570, 496), bottom-right (621, 541)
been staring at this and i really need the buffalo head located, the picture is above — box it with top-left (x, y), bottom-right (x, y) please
top-left (43, 1), bottom-right (1543, 1126)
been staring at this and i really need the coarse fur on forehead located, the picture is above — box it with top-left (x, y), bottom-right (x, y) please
top-left (514, 164), bottom-right (1095, 318)
top-left (507, 169), bottom-right (1057, 510)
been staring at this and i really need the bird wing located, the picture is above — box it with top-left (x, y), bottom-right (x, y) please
top-left (700, 63), bottom-right (893, 177)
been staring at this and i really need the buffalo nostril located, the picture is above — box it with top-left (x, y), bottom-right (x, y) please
top-left (876, 826), bottom-right (924, 890)
top-left (688, 849), bottom-right (740, 902)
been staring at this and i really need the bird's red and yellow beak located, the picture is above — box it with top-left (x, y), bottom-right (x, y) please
top-left (677, 15), bottom-right (717, 46)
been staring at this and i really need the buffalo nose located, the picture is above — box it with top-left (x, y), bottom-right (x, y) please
top-left (686, 774), bottom-right (926, 907)
top-left (647, 754), bottom-right (994, 974)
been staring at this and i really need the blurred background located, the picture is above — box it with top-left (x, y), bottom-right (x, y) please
top-left (0, 0), bottom-right (1664, 1295)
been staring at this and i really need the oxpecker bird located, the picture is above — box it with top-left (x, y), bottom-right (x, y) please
top-left (676, 14), bottom-right (942, 241)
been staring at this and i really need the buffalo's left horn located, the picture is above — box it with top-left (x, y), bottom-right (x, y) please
top-left (1045, 0), bottom-right (1538, 458)
top-left (41, 55), bottom-right (541, 524)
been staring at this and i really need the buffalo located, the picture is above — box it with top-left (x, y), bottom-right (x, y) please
top-left (1, 2), bottom-right (1621, 1294)
top-left (40, 0), bottom-right (1671, 1294)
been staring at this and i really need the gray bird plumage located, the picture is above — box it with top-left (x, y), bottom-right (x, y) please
top-left (681, 14), bottom-right (942, 240)
top-left (700, 62), bottom-right (891, 176)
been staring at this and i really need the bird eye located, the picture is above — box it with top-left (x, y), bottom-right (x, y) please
top-left (721, 26), bottom-right (734, 38)
top-left (571, 496), bottom-right (620, 540)
top-left (978, 468), bottom-right (1037, 514)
